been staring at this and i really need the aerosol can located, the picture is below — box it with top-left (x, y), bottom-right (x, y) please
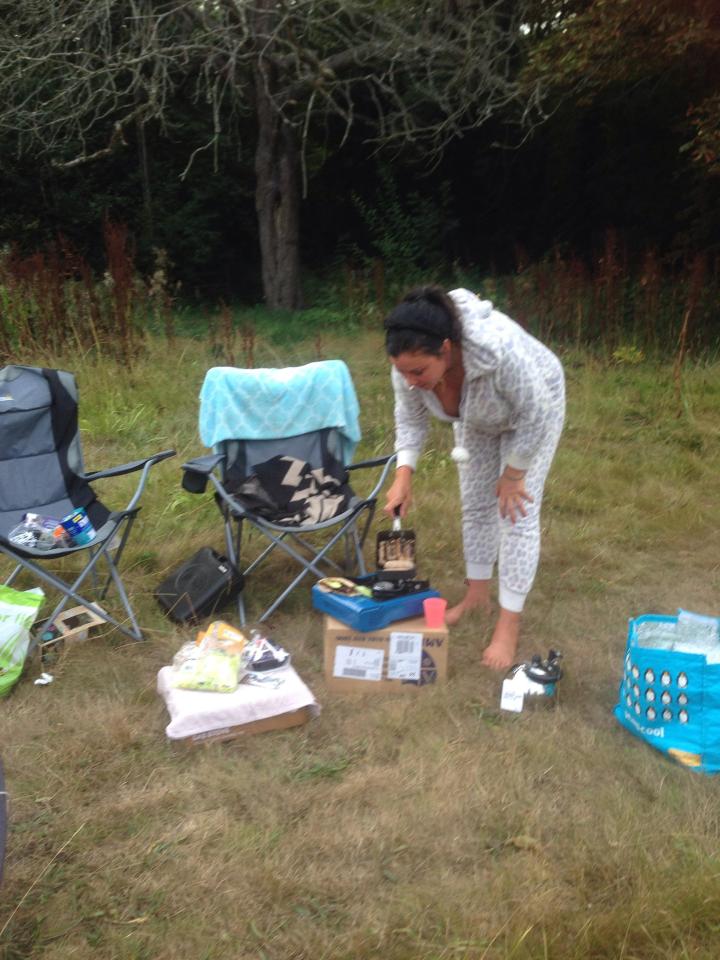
top-left (501, 649), bottom-right (563, 712)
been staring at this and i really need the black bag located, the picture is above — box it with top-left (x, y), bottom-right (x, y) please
top-left (154, 547), bottom-right (243, 623)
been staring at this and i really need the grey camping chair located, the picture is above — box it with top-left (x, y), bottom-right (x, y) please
top-left (181, 361), bottom-right (395, 624)
top-left (0, 365), bottom-right (175, 641)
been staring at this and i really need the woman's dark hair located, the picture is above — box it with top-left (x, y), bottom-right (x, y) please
top-left (383, 285), bottom-right (462, 357)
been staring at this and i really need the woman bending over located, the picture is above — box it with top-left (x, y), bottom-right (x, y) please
top-left (383, 286), bottom-right (565, 670)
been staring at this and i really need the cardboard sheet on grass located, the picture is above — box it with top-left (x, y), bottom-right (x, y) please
top-left (34, 605), bottom-right (107, 665)
top-left (157, 664), bottom-right (319, 745)
top-left (615, 610), bottom-right (720, 774)
top-left (323, 614), bottom-right (448, 693)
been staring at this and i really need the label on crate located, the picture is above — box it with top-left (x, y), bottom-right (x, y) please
top-left (388, 631), bottom-right (423, 681)
top-left (333, 645), bottom-right (384, 681)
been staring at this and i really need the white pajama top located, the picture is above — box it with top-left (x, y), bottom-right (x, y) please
top-left (392, 288), bottom-right (565, 470)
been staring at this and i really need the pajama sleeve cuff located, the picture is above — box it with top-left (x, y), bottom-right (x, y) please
top-left (504, 453), bottom-right (532, 472)
top-left (466, 562), bottom-right (495, 581)
top-left (396, 449), bottom-right (419, 470)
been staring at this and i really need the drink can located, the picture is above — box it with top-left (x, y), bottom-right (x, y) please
top-left (60, 507), bottom-right (97, 546)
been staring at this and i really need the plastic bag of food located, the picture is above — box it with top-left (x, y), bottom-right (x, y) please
top-left (0, 585), bottom-right (44, 697)
top-left (170, 621), bottom-right (248, 693)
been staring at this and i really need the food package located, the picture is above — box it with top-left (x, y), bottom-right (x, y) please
top-left (170, 621), bottom-right (249, 693)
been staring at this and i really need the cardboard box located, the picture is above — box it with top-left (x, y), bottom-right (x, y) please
top-left (157, 664), bottom-right (320, 746)
top-left (323, 614), bottom-right (448, 693)
top-left (33, 605), bottom-right (107, 668)
top-left (178, 705), bottom-right (315, 746)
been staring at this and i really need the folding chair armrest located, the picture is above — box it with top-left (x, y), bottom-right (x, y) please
top-left (181, 453), bottom-right (226, 494)
top-left (91, 449), bottom-right (176, 513)
top-left (347, 452), bottom-right (397, 502)
top-left (84, 449), bottom-right (176, 481)
top-left (347, 453), bottom-right (397, 471)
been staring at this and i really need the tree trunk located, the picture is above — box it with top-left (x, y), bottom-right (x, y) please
top-left (254, 66), bottom-right (302, 310)
top-left (136, 116), bottom-right (153, 245)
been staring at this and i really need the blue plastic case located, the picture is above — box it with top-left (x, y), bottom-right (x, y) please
top-left (311, 579), bottom-right (440, 632)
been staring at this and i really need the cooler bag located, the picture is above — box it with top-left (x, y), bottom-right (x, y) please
top-left (614, 611), bottom-right (720, 774)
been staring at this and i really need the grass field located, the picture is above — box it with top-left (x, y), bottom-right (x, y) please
top-left (2, 330), bottom-right (720, 960)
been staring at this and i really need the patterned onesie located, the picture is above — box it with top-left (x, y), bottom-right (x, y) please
top-left (391, 288), bottom-right (565, 613)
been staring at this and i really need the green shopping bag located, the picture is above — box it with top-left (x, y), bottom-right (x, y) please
top-left (0, 585), bottom-right (44, 697)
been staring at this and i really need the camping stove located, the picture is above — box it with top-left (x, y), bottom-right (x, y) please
top-left (501, 649), bottom-right (563, 712)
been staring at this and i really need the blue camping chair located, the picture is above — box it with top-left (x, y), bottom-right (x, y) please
top-left (181, 361), bottom-right (395, 623)
top-left (0, 365), bottom-right (175, 641)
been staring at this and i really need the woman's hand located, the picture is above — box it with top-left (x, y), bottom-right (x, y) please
top-left (496, 470), bottom-right (534, 524)
top-left (384, 466), bottom-right (414, 518)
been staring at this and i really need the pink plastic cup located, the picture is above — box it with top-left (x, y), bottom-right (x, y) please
top-left (423, 597), bottom-right (447, 629)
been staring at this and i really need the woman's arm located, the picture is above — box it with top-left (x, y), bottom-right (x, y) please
top-left (384, 464), bottom-right (414, 517)
top-left (391, 365), bottom-right (430, 471)
top-left (384, 367), bottom-right (429, 516)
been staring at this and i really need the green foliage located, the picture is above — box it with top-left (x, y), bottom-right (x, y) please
top-left (611, 344), bottom-right (645, 366)
top-left (523, 0), bottom-right (720, 177)
top-left (352, 167), bottom-right (453, 282)
top-left (234, 305), bottom-right (362, 348)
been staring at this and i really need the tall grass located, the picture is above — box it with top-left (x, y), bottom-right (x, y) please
top-left (498, 238), bottom-right (718, 360)
top-left (0, 229), bottom-right (144, 365)
top-left (1, 324), bottom-right (720, 959)
top-left (2, 228), bottom-right (717, 369)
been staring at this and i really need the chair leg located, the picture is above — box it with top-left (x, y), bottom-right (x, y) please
top-left (3, 563), bottom-right (24, 587)
top-left (342, 504), bottom-right (373, 575)
top-left (224, 502), bottom-right (379, 623)
top-left (343, 531), bottom-right (353, 571)
top-left (0, 543), bottom-right (144, 642)
top-left (285, 531), bottom-right (346, 575)
top-left (250, 515), bottom-right (368, 621)
top-left (97, 516), bottom-right (136, 600)
top-left (352, 527), bottom-right (367, 575)
top-left (343, 528), bottom-right (362, 573)
top-left (225, 516), bottom-right (248, 627)
top-left (358, 501), bottom-right (376, 553)
top-left (102, 557), bottom-right (144, 640)
top-left (239, 534), bottom-right (281, 576)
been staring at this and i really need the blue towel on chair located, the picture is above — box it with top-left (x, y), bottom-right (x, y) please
top-left (198, 360), bottom-right (361, 464)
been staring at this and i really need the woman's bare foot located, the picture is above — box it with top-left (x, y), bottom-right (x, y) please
top-left (445, 579), bottom-right (491, 626)
top-left (482, 608), bottom-right (521, 671)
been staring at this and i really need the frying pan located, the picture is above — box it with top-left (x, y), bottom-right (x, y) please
top-left (376, 507), bottom-right (416, 580)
